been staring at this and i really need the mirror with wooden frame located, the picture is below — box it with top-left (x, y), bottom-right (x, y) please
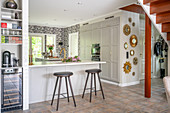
top-left (124, 42), bottom-right (128, 49)
top-left (123, 24), bottom-right (131, 36)
top-left (133, 57), bottom-right (138, 65)
top-left (130, 35), bottom-right (138, 47)
top-left (123, 61), bottom-right (132, 74)
top-left (130, 50), bottom-right (135, 56)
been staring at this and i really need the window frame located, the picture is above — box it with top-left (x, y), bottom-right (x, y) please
top-left (29, 33), bottom-right (56, 57)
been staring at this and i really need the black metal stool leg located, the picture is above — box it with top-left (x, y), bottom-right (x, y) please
top-left (51, 77), bottom-right (59, 106)
top-left (82, 73), bottom-right (89, 98)
top-left (94, 73), bottom-right (97, 96)
top-left (56, 77), bottom-right (62, 111)
top-left (68, 76), bottom-right (76, 107)
top-left (97, 73), bottom-right (105, 99)
top-left (90, 73), bottom-right (93, 102)
top-left (65, 77), bottom-right (69, 102)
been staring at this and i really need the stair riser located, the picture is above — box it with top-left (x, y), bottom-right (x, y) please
top-left (156, 12), bottom-right (170, 24)
top-left (167, 33), bottom-right (170, 41)
top-left (150, 1), bottom-right (170, 14)
top-left (162, 23), bottom-right (170, 32)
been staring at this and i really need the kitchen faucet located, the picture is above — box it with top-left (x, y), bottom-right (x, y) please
top-left (60, 48), bottom-right (66, 59)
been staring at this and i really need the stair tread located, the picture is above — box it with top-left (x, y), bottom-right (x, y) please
top-left (150, 0), bottom-right (170, 14)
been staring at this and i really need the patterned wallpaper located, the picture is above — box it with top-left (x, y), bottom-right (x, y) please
top-left (64, 24), bottom-right (80, 56)
top-left (29, 24), bottom-right (80, 58)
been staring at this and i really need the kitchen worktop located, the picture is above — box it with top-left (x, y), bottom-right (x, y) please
top-left (29, 60), bottom-right (106, 68)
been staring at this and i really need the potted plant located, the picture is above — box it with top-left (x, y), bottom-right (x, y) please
top-left (47, 44), bottom-right (54, 57)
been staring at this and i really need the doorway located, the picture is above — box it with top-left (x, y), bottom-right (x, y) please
top-left (69, 32), bottom-right (79, 57)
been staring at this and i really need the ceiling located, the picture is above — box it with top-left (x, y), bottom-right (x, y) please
top-left (29, 0), bottom-right (136, 27)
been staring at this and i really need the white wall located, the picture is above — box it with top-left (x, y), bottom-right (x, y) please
top-left (119, 11), bottom-right (140, 86)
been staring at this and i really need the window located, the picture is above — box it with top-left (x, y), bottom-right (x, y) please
top-left (29, 34), bottom-right (56, 58)
top-left (46, 35), bottom-right (56, 53)
top-left (69, 32), bottom-right (78, 57)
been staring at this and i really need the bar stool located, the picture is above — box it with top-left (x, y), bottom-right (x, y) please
top-left (82, 69), bottom-right (105, 102)
top-left (51, 72), bottom-right (76, 111)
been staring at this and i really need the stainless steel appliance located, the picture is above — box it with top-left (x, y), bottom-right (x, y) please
top-left (2, 51), bottom-right (11, 67)
top-left (1, 68), bottom-right (23, 112)
top-left (91, 44), bottom-right (100, 61)
top-left (2, 51), bottom-right (19, 67)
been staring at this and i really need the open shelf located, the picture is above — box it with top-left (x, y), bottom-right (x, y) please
top-left (1, 43), bottom-right (22, 46)
top-left (1, 28), bottom-right (22, 31)
top-left (1, 7), bottom-right (22, 13)
top-left (1, 18), bottom-right (22, 22)
top-left (1, 35), bottom-right (22, 37)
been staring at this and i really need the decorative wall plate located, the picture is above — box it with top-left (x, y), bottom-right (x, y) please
top-left (123, 24), bottom-right (131, 36)
top-left (132, 22), bottom-right (135, 27)
top-left (123, 61), bottom-right (132, 74)
top-left (133, 57), bottom-right (138, 65)
top-left (130, 50), bottom-right (135, 56)
top-left (124, 42), bottom-right (128, 49)
top-left (128, 18), bottom-right (132, 23)
top-left (130, 35), bottom-right (138, 47)
top-left (132, 72), bottom-right (135, 76)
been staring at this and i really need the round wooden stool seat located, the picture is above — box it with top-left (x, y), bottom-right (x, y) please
top-left (54, 72), bottom-right (73, 77)
top-left (85, 69), bottom-right (101, 73)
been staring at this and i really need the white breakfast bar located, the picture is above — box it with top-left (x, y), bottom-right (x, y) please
top-left (29, 61), bottom-right (106, 104)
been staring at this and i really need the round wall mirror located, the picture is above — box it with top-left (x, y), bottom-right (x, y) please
top-left (123, 61), bottom-right (132, 74)
top-left (123, 24), bottom-right (131, 36)
top-left (130, 35), bottom-right (138, 47)
top-left (128, 18), bottom-right (132, 23)
top-left (133, 57), bottom-right (138, 65)
top-left (130, 50), bottom-right (135, 56)
top-left (124, 42), bottom-right (128, 49)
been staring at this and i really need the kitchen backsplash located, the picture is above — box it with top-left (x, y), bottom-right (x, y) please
top-left (29, 24), bottom-right (80, 57)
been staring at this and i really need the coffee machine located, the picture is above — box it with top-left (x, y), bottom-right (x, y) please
top-left (2, 51), bottom-right (19, 67)
top-left (2, 51), bottom-right (11, 67)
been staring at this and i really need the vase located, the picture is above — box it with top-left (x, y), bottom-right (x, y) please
top-left (50, 50), bottom-right (53, 57)
top-left (5, 0), bottom-right (18, 9)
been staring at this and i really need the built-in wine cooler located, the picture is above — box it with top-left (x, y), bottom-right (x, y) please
top-left (1, 68), bottom-right (23, 112)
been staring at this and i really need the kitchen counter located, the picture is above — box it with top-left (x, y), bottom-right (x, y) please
top-left (29, 61), bottom-right (106, 104)
top-left (29, 60), bottom-right (106, 68)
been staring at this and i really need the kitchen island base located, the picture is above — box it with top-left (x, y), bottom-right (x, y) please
top-left (29, 62), bottom-right (105, 104)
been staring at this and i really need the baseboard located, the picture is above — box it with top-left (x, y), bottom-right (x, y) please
top-left (118, 81), bottom-right (140, 87)
top-left (101, 79), bottom-right (119, 86)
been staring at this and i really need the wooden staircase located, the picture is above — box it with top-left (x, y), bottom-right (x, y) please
top-left (143, 0), bottom-right (170, 41)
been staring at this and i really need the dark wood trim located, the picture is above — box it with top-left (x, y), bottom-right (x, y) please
top-left (168, 33), bottom-right (170, 41)
top-left (150, 0), bottom-right (170, 14)
top-left (145, 14), bottom-right (151, 98)
top-left (156, 11), bottom-right (170, 24)
top-left (144, 0), bottom-right (168, 4)
top-left (162, 23), bottom-right (170, 32)
top-left (119, 4), bottom-right (145, 14)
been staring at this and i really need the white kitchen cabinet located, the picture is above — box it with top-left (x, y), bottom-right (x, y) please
top-left (80, 27), bottom-right (92, 60)
top-left (92, 29), bottom-right (101, 44)
top-left (85, 46), bottom-right (91, 60)
top-left (80, 17), bottom-right (120, 82)
top-left (101, 61), bottom-right (111, 80)
top-left (101, 27), bottom-right (111, 46)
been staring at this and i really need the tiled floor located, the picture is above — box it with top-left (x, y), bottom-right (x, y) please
top-left (6, 78), bottom-right (169, 113)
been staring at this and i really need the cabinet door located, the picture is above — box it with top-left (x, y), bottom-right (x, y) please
top-left (111, 25), bottom-right (119, 46)
top-left (80, 47), bottom-right (85, 60)
top-left (85, 31), bottom-right (92, 47)
top-left (92, 29), bottom-right (101, 44)
top-left (101, 27), bottom-right (111, 46)
top-left (80, 32), bottom-right (86, 47)
top-left (85, 46), bottom-right (91, 60)
top-left (111, 62), bottom-right (118, 82)
top-left (101, 46), bottom-right (111, 61)
top-left (101, 62), bottom-right (111, 80)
